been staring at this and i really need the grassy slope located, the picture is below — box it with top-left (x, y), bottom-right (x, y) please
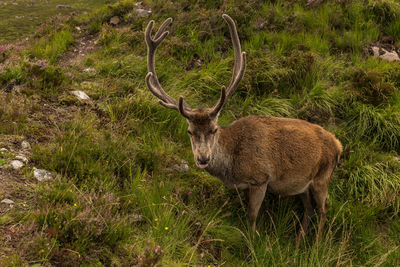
top-left (1, 0), bottom-right (400, 265)
top-left (0, 0), bottom-right (113, 45)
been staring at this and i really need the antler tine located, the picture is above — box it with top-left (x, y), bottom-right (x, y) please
top-left (209, 15), bottom-right (246, 118)
top-left (154, 17), bottom-right (173, 39)
top-left (209, 86), bottom-right (227, 118)
top-left (222, 14), bottom-right (246, 99)
top-left (145, 18), bottom-right (191, 111)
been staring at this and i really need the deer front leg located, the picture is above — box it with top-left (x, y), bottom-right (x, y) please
top-left (248, 183), bottom-right (268, 233)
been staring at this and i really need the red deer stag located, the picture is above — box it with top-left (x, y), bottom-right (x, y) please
top-left (144, 14), bottom-right (342, 241)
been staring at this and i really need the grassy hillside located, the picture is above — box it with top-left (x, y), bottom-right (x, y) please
top-left (0, 0), bottom-right (115, 45)
top-left (1, 0), bottom-right (400, 265)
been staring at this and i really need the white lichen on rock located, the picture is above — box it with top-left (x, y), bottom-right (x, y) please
top-left (10, 160), bottom-right (24, 169)
top-left (70, 90), bottom-right (91, 101)
top-left (33, 167), bottom-right (54, 182)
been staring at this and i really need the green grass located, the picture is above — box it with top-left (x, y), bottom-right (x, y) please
top-left (28, 29), bottom-right (74, 64)
top-left (0, 0), bottom-right (115, 45)
top-left (1, 0), bottom-right (400, 265)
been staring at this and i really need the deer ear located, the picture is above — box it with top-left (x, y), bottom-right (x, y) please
top-left (209, 86), bottom-right (226, 118)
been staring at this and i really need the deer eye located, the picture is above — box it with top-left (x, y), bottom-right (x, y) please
top-left (187, 130), bottom-right (193, 136)
top-left (210, 128), bottom-right (218, 135)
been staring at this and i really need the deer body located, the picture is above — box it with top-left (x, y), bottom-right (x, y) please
top-left (144, 15), bottom-right (342, 241)
top-left (206, 115), bottom-right (341, 195)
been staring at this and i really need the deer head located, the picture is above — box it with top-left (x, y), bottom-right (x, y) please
top-left (145, 14), bottom-right (246, 168)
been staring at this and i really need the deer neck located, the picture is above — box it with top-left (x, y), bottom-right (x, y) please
top-left (205, 126), bottom-right (233, 180)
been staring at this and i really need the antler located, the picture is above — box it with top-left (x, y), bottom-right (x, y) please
top-left (145, 18), bottom-right (192, 114)
top-left (209, 14), bottom-right (246, 117)
top-left (145, 15), bottom-right (245, 119)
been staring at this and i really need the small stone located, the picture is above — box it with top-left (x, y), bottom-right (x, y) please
top-left (83, 67), bottom-right (96, 74)
top-left (33, 167), bottom-right (54, 182)
top-left (172, 160), bottom-right (189, 172)
top-left (56, 5), bottom-right (72, 9)
top-left (110, 16), bottom-right (120, 25)
top-left (135, 8), bottom-right (151, 18)
top-left (0, 148), bottom-right (8, 152)
top-left (195, 59), bottom-right (203, 67)
top-left (70, 90), bottom-right (91, 101)
top-left (75, 26), bottom-right (81, 31)
top-left (153, 245), bottom-right (162, 254)
top-left (10, 160), bottom-right (24, 170)
top-left (12, 85), bottom-right (23, 93)
top-left (371, 46), bottom-right (380, 57)
top-left (21, 140), bottom-right (31, 150)
top-left (15, 154), bottom-right (28, 164)
top-left (132, 214), bottom-right (143, 222)
top-left (1, 199), bottom-right (14, 205)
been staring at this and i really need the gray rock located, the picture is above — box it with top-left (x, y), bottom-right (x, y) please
top-left (371, 46), bottom-right (400, 62)
top-left (110, 16), bottom-right (120, 25)
top-left (132, 213), bottom-right (143, 222)
top-left (1, 198), bottom-right (14, 205)
top-left (0, 148), bottom-right (8, 152)
top-left (135, 8), bottom-right (151, 18)
top-left (33, 167), bottom-right (54, 182)
top-left (15, 154), bottom-right (28, 164)
top-left (172, 160), bottom-right (189, 172)
top-left (70, 90), bottom-right (91, 101)
top-left (83, 67), bottom-right (96, 74)
top-left (380, 51), bottom-right (400, 62)
top-left (12, 85), bottom-right (23, 93)
top-left (21, 140), bottom-right (31, 150)
top-left (10, 160), bottom-right (24, 170)
top-left (56, 5), bottom-right (72, 9)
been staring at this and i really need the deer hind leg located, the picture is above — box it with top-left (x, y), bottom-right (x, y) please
top-left (248, 183), bottom-right (268, 233)
top-left (311, 172), bottom-right (331, 242)
top-left (296, 188), bottom-right (315, 243)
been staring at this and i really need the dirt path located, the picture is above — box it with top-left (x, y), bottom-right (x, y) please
top-left (60, 29), bottom-right (99, 67)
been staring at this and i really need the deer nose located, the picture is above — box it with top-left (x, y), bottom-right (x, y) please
top-left (197, 156), bottom-right (210, 165)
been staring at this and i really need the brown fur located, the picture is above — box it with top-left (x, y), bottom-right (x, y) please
top-left (211, 116), bottom-right (342, 194)
top-left (188, 113), bottom-right (342, 241)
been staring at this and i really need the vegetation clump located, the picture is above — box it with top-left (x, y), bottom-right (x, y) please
top-left (350, 68), bottom-right (395, 106)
